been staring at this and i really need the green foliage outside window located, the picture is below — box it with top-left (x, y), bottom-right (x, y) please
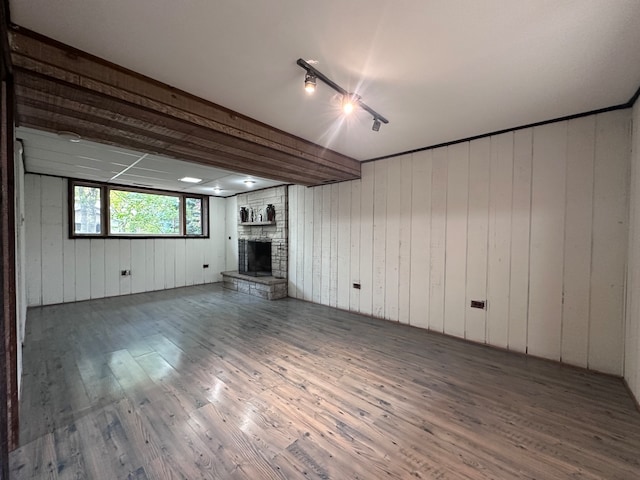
top-left (110, 190), bottom-right (180, 235)
top-left (185, 197), bottom-right (203, 235)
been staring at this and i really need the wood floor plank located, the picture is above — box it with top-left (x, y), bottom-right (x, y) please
top-left (11, 284), bottom-right (640, 479)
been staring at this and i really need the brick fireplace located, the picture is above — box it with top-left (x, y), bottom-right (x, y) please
top-left (222, 185), bottom-right (288, 299)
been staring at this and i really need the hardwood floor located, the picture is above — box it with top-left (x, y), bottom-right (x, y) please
top-left (9, 284), bottom-right (640, 479)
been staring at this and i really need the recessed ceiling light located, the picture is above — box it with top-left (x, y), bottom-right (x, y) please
top-left (244, 180), bottom-right (256, 186)
top-left (213, 187), bottom-right (221, 194)
top-left (58, 131), bottom-right (81, 143)
top-left (179, 177), bottom-right (202, 183)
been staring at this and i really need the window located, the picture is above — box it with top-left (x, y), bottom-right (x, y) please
top-left (73, 185), bottom-right (102, 234)
top-left (185, 197), bottom-right (203, 235)
top-left (70, 181), bottom-right (208, 238)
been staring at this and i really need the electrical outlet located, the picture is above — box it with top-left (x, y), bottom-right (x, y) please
top-left (203, 264), bottom-right (209, 268)
top-left (121, 270), bottom-right (131, 276)
top-left (353, 283), bottom-right (361, 290)
top-left (470, 300), bottom-right (486, 309)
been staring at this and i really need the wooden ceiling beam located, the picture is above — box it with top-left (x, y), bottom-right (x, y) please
top-left (8, 26), bottom-right (361, 185)
top-left (17, 107), bottom-right (328, 186)
top-left (13, 71), bottom-right (348, 183)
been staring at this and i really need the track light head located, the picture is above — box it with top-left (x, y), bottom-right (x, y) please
top-left (342, 94), bottom-right (360, 115)
top-left (342, 97), bottom-right (354, 114)
top-left (304, 72), bottom-right (317, 93)
top-left (372, 118), bottom-right (381, 132)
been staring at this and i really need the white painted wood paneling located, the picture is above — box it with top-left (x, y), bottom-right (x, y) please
top-left (40, 176), bottom-right (64, 305)
top-left (62, 184), bottom-right (76, 303)
top-left (210, 197), bottom-right (226, 282)
top-left (203, 242), bottom-right (215, 286)
top-left (385, 158), bottom-right (401, 321)
top-left (303, 186), bottom-right (314, 302)
top-left (187, 240), bottom-right (204, 285)
top-left (528, 122), bottom-right (567, 361)
top-left (336, 182), bottom-right (351, 310)
top-left (320, 185), bottom-right (331, 306)
top-left (487, 133), bottom-right (513, 348)
top-left (225, 196), bottom-right (238, 271)
top-left (194, 238), bottom-right (205, 285)
top-left (288, 185), bottom-right (298, 297)
top-left (119, 239), bottom-right (132, 295)
top-left (154, 239), bottom-right (166, 289)
top-left (130, 240), bottom-right (146, 293)
top-left (75, 239), bottom-right (91, 302)
top-left (625, 102), bottom-right (640, 402)
top-left (349, 180), bottom-right (361, 312)
top-left (409, 150), bottom-right (432, 329)
top-left (185, 238), bottom-right (202, 286)
top-left (164, 239), bottom-right (177, 288)
top-left (561, 116), bottom-right (595, 367)
top-left (429, 147), bottom-right (448, 333)
top-left (25, 174), bottom-right (42, 306)
top-left (284, 111), bottom-right (640, 381)
top-left (90, 239), bottom-right (106, 299)
top-left (283, 110), bottom-right (630, 376)
top-left (589, 110), bottom-right (629, 374)
top-left (296, 186), bottom-right (306, 299)
top-left (329, 184), bottom-right (339, 308)
top-left (508, 128), bottom-right (533, 353)
top-left (398, 155), bottom-right (413, 325)
top-left (465, 137), bottom-right (490, 343)
top-left (372, 160), bottom-right (388, 319)
top-left (312, 187), bottom-right (322, 303)
top-left (104, 240), bottom-right (120, 297)
top-left (174, 239), bottom-right (186, 288)
top-left (144, 238), bottom-right (155, 290)
top-left (444, 142), bottom-right (469, 338)
top-left (359, 163), bottom-right (375, 316)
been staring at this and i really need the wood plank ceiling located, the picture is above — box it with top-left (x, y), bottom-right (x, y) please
top-left (8, 26), bottom-right (361, 186)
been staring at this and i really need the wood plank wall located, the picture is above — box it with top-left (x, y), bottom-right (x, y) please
top-left (626, 102), bottom-right (640, 402)
top-left (289, 109), bottom-right (631, 376)
top-left (24, 174), bottom-right (226, 307)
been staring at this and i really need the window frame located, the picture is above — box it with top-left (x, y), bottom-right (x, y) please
top-left (69, 179), bottom-right (209, 239)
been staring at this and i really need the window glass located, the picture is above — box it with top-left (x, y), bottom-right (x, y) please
top-left (109, 189), bottom-right (180, 235)
top-left (73, 185), bottom-right (102, 234)
top-left (185, 197), bottom-right (203, 235)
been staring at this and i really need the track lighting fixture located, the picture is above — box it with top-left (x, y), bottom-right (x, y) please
top-left (304, 72), bottom-right (317, 93)
top-left (297, 58), bottom-right (389, 131)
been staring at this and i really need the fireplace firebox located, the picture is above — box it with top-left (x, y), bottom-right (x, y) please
top-left (238, 239), bottom-right (272, 277)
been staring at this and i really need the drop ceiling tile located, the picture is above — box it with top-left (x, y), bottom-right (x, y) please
top-left (18, 126), bottom-right (287, 195)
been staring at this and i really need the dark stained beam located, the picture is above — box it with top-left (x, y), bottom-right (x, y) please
top-left (8, 26), bottom-right (361, 186)
top-left (13, 71), bottom-right (348, 184)
top-left (1, 2), bottom-right (18, 476)
top-left (1, 78), bottom-right (18, 479)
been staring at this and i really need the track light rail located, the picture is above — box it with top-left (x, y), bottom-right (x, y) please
top-left (296, 58), bottom-right (389, 128)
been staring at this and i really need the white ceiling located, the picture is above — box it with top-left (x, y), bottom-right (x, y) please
top-left (9, 0), bottom-right (640, 162)
top-left (17, 127), bottom-right (283, 196)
